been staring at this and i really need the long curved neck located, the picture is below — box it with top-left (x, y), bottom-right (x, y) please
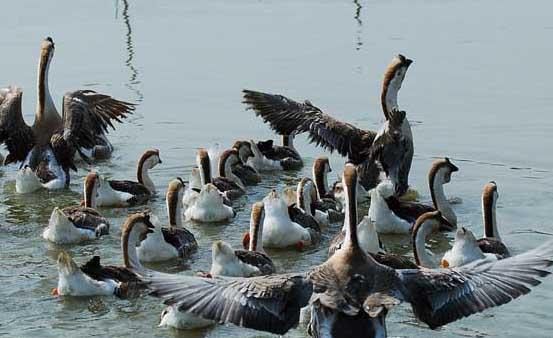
top-left (83, 182), bottom-right (97, 208)
top-left (137, 158), bottom-right (155, 193)
top-left (483, 195), bottom-right (500, 240)
top-left (297, 182), bottom-right (313, 216)
top-left (313, 166), bottom-right (327, 199)
top-left (343, 181), bottom-right (359, 249)
top-left (249, 213), bottom-right (264, 253)
top-left (237, 146), bottom-right (250, 163)
top-left (429, 171), bottom-right (456, 226)
top-left (122, 225), bottom-right (143, 269)
top-left (167, 194), bottom-right (182, 227)
top-left (198, 155), bottom-right (212, 185)
top-left (35, 52), bottom-right (60, 141)
top-left (381, 77), bottom-right (400, 119)
top-left (412, 222), bottom-right (436, 268)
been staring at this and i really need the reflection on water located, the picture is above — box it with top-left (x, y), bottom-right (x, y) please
top-left (116, 0), bottom-right (143, 103)
top-left (353, 0), bottom-right (363, 51)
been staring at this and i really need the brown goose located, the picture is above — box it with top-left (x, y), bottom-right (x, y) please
top-left (92, 149), bottom-right (161, 207)
top-left (231, 140), bottom-right (261, 185)
top-left (0, 38), bottom-right (134, 193)
top-left (51, 213), bottom-right (153, 297)
top-left (197, 148), bottom-right (245, 199)
top-left (137, 178), bottom-right (198, 262)
top-left (136, 164), bottom-right (553, 337)
top-left (243, 54), bottom-right (413, 195)
top-left (256, 134), bottom-right (303, 170)
top-left (210, 202), bottom-right (275, 277)
top-left (42, 173), bottom-right (109, 244)
top-left (477, 181), bottom-right (510, 258)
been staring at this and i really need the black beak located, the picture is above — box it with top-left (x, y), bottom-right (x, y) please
top-left (158, 158), bottom-right (163, 164)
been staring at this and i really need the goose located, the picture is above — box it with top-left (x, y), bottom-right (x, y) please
top-left (136, 164), bottom-right (553, 337)
top-left (477, 181), bottom-right (510, 258)
top-left (231, 140), bottom-right (261, 185)
top-left (261, 189), bottom-right (313, 249)
top-left (243, 54), bottom-right (413, 196)
top-left (311, 156), bottom-right (344, 222)
top-left (184, 182), bottom-right (235, 223)
top-left (291, 177), bottom-right (329, 229)
top-left (92, 149), bottom-right (161, 207)
top-left (246, 139), bottom-right (285, 171)
top-left (327, 172), bottom-right (417, 269)
top-left (0, 38), bottom-right (134, 193)
top-left (255, 134), bottom-right (303, 170)
top-left (368, 180), bottom-right (414, 234)
top-left (384, 157), bottom-right (459, 226)
top-left (197, 148), bottom-right (245, 199)
top-left (51, 213), bottom-right (154, 297)
top-left (137, 179), bottom-right (198, 262)
top-left (182, 167), bottom-right (201, 207)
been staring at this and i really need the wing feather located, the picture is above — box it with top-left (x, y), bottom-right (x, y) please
top-left (0, 87), bottom-right (34, 163)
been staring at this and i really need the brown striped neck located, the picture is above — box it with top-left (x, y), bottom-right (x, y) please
top-left (313, 157), bottom-right (330, 199)
top-left (482, 182), bottom-right (500, 240)
top-left (249, 202), bottom-right (265, 252)
top-left (233, 141), bottom-right (253, 162)
top-left (381, 54), bottom-right (412, 119)
top-left (218, 149), bottom-right (239, 178)
top-left (343, 165), bottom-right (359, 249)
top-left (83, 172), bottom-right (99, 208)
top-left (412, 211), bottom-right (441, 267)
top-left (166, 179), bottom-right (184, 227)
top-left (297, 178), bottom-right (313, 216)
top-left (197, 148), bottom-right (212, 184)
top-left (121, 213), bottom-right (154, 268)
top-left (137, 149), bottom-right (160, 193)
top-left (35, 37), bottom-right (61, 141)
top-left (428, 158), bottom-right (458, 226)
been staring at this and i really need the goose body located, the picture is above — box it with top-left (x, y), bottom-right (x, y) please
top-left (43, 206), bottom-right (109, 244)
top-left (0, 38), bottom-right (133, 193)
top-left (182, 168), bottom-right (201, 207)
top-left (243, 55), bottom-right (413, 194)
top-left (139, 164), bottom-right (553, 337)
top-left (52, 213), bottom-right (153, 297)
top-left (184, 183), bottom-right (235, 222)
top-left (369, 181), bottom-right (412, 234)
top-left (94, 149), bottom-right (160, 207)
top-left (138, 179), bottom-right (198, 262)
top-left (262, 190), bottom-right (312, 249)
top-left (197, 148), bottom-right (245, 200)
top-left (255, 134), bottom-right (303, 170)
top-left (441, 227), bottom-right (498, 268)
top-left (246, 139), bottom-right (284, 171)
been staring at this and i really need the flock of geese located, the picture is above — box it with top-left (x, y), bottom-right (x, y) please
top-left (2, 37), bottom-right (553, 338)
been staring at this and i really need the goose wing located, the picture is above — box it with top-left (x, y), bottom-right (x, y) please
top-left (243, 90), bottom-right (375, 164)
top-left (0, 87), bottom-right (34, 164)
top-left (51, 90), bottom-right (134, 165)
top-left (234, 250), bottom-right (276, 275)
top-left (161, 227), bottom-right (198, 258)
top-left (140, 269), bottom-right (311, 335)
top-left (62, 206), bottom-right (110, 233)
top-left (394, 241), bottom-right (553, 329)
top-left (385, 196), bottom-right (434, 223)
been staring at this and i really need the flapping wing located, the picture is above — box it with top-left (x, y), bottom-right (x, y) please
top-left (243, 90), bottom-right (375, 164)
top-left (141, 269), bottom-right (312, 335)
top-left (0, 87), bottom-right (34, 164)
top-left (308, 263), bottom-right (361, 316)
top-left (396, 240), bottom-right (553, 329)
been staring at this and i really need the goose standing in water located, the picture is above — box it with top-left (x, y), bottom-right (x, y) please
top-left (197, 148), bottom-right (245, 199)
top-left (51, 213), bottom-right (154, 297)
top-left (137, 179), bottom-right (198, 262)
top-left (231, 140), bottom-right (261, 185)
top-left (43, 173), bottom-right (109, 244)
top-left (255, 134), bottom-right (303, 170)
top-left (243, 54), bottom-right (413, 195)
top-left (92, 149), bottom-right (161, 207)
top-left (137, 164), bottom-right (553, 337)
top-left (477, 181), bottom-right (510, 258)
top-left (0, 38), bottom-right (134, 193)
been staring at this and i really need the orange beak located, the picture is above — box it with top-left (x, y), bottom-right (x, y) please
top-left (440, 259), bottom-right (450, 268)
top-left (242, 232), bottom-right (250, 250)
top-left (51, 288), bottom-right (59, 296)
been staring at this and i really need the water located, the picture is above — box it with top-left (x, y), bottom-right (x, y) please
top-left (1, 0), bottom-right (553, 337)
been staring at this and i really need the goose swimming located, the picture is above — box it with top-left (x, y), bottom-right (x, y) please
top-left (231, 140), bottom-right (261, 185)
top-left (255, 134), bottom-right (303, 170)
top-left (197, 148), bottom-right (245, 199)
top-left (92, 149), bottom-right (161, 207)
top-left (0, 38), bottom-right (134, 193)
top-left (184, 181), bottom-right (235, 223)
top-left (291, 177), bottom-right (329, 229)
top-left (243, 54), bottom-right (413, 195)
top-left (137, 164), bottom-right (553, 337)
top-left (137, 179), bottom-right (198, 262)
top-left (311, 156), bottom-right (344, 221)
top-left (477, 181), bottom-right (510, 258)
top-left (51, 213), bottom-right (154, 297)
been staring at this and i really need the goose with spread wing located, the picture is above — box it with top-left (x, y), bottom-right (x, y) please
top-left (243, 54), bottom-right (413, 195)
top-left (136, 164), bottom-right (553, 337)
top-left (0, 38), bottom-right (134, 193)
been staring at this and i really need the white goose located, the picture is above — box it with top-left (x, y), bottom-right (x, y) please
top-left (184, 183), bottom-right (235, 223)
top-left (137, 179), bottom-right (198, 262)
top-left (182, 167), bottom-right (201, 207)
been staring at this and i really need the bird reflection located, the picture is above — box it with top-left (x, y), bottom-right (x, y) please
top-left (116, 0), bottom-right (144, 102)
top-left (353, 0), bottom-right (363, 51)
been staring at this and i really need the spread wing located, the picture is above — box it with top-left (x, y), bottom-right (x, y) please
top-left (395, 240), bottom-right (553, 329)
top-left (140, 269), bottom-right (312, 335)
top-left (243, 90), bottom-right (375, 164)
top-left (0, 87), bottom-right (34, 164)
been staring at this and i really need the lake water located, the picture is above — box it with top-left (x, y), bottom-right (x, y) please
top-left (1, 0), bottom-right (553, 337)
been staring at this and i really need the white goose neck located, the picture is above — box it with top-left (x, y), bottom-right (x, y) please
top-left (432, 170), bottom-right (456, 226)
top-left (138, 162), bottom-right (156, 193)
top-left (414, 222), bottom-right (436, 268)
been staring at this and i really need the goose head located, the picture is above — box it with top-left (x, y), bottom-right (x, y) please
top-left (232, 140), bottom-right (254, 162)
top-left (121, 212), bottom-right (155, 268)
top-left (381, 54), bottom-right (412, 116)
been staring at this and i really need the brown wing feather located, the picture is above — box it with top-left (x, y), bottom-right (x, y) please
top-left (62, 205), bottom-right (110, 233)
top-left (0, 87), bottom-right (34, 164)
top-left (108, 180), bottom-right (151, 205)
top-left (161, 227), bottom-right (198, 258)
top-left (234, 250), bottom-right (276, 275)
top-left (243, 90), bottom-right (375, 164)
top-left (477, 238), bottom-right (511, 259)
top-left (385, 196), bottom-right (434, 224)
